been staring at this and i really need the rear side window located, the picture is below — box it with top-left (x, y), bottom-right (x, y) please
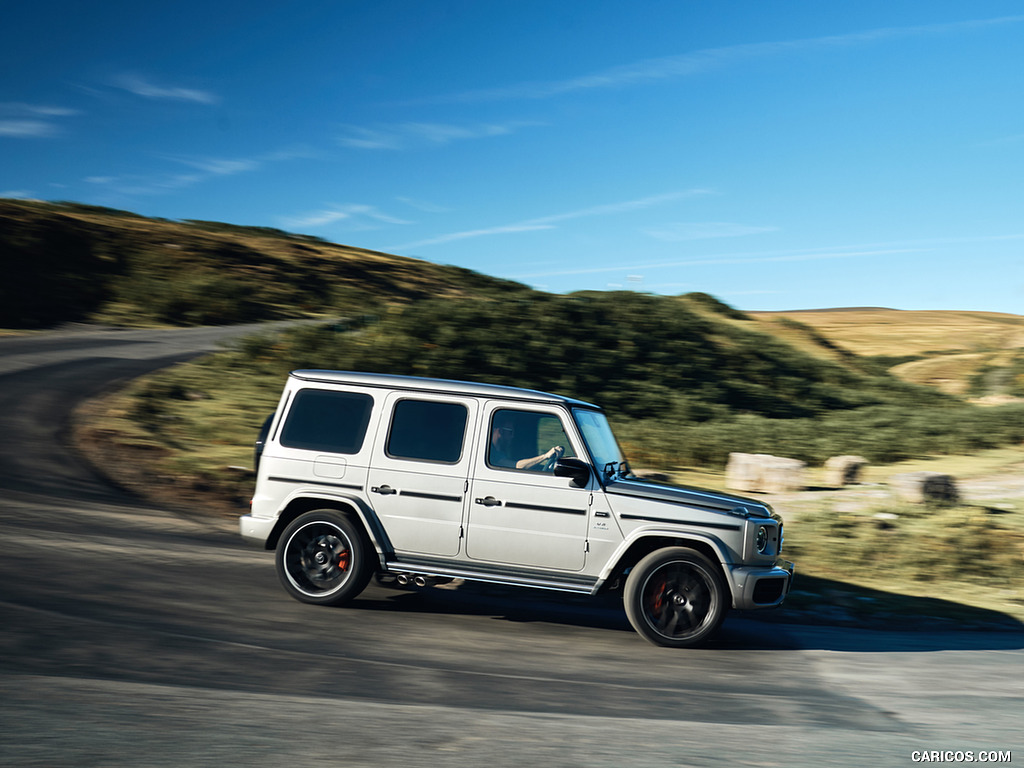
top-left (387, 399), bottom-right (468, 464)
top-left (279, 389), bottom-right (373, 454)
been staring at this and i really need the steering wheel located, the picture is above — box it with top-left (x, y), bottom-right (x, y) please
top-left (542, 445), bottom-right (565, 472)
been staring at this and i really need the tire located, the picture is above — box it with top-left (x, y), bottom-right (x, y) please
top-left (624, 547), bottom-right (727, 648)
top-left (275, 510), bottom-right (374, 606)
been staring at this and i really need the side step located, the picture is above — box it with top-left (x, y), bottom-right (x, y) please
top-left (383, 559), bottom-right (599, 594)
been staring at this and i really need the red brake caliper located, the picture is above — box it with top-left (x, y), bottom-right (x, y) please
top-left (337, 551), bottom-right (350, 571)
top-left (651, 579), bottom-right (666, 614)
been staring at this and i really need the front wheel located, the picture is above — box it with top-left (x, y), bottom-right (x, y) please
top-left (275, 510), bottom-right (373, 606)
top-left (624, 547), bottom-right (727, 648)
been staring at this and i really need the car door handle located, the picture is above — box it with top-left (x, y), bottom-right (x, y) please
top-left (475, 496), bottom-right (502, 507)
top-left (371, 485), bottom-right (397, 495)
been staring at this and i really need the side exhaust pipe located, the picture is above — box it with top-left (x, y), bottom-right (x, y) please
top-left (390, 572), bottom-right (450, 588)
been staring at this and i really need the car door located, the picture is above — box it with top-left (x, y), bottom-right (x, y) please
top-left (466, 402), bottom-right (592, 571)
top-left (366, 393), bottom-right (478, 558)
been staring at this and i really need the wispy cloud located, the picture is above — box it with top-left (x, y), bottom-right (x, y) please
top-left (173, 157), bottom-right (261, 175)
top-left (282, 204), bottom-right (412, 231)
top-left (0, 102), bottom-right (80, 138)
top-left (339, 120), bottom-right (542, 150)
top-left (0, 120), bottom-right (58, 138)
top-left (396, 223), bottom-right (556, 249)
top-left (393, 190), bottom-right (711, 250)
top-left (113, 74), bottom-right (218, 104)
top-left (337, 127), bottom-right (402, 150)
top-left (83, 148), bottom-right (300, 197)
top-left (530, 191), bottom-right (713, 225)
top-left (510, 247), bottom-right (922, 280)
top-left (1, 103), bottom-right (80, 117)
top-left (1, 190), bottom-right (34, 199)
top-left (86, 172), bottom-right (200, 195)
top-left (396, 196), bottom-right (452, 214)
top-left (643, 222), bottom-right (779, 242)
top-left (409, 15), bottom-right (1024, 104)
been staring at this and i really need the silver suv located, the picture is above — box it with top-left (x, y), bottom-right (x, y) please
top-left (241, 370), bottom-right (794, 647)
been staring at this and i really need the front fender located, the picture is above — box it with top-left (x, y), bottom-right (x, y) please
top-left (596, 526), bottom-right (741, 605)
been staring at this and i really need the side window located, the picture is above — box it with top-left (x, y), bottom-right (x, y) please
top-left (279, 389), bottom-right (373, 454)
top-left (487, 408), bottom-right (575, 472)
top-left (386, 399), bottom-right (468, 464)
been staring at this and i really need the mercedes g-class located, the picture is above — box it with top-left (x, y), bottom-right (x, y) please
top-left (240, 370), bottom-right (793, 647)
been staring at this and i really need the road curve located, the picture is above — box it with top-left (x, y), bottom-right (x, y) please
top-left (0, 325), bottom-right (1021, 768)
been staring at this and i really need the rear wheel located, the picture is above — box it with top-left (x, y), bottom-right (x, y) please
top-left (275, 510), bottom-right (373, 606)
top-left (624, 547), bottom-right (727, 648)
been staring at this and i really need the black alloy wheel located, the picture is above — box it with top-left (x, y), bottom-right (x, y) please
top-left (275, 510), bottom-right (373, 606)
top-left (624, 547), bottom-right (727, 648)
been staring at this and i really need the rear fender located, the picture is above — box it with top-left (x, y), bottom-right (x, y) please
top-left (268, 491), bottom-right (390, 567)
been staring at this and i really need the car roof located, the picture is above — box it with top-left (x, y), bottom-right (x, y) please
top-left (289, 369), bottom-right (598, 409)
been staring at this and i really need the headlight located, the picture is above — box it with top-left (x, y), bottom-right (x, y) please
top-left (755, 525), bottom-right (769, 554)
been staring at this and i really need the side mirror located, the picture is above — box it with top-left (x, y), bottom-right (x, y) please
top-left (553, 457), bottom-right (591, 486)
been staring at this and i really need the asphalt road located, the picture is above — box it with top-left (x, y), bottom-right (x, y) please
top-left (0, 325), bottom-right (1021, 768)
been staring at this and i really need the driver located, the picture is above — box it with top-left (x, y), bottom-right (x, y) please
top-left (489, 414), bottom-right (564, 471)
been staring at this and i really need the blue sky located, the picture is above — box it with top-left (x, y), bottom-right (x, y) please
top-left (2, 1), bottom-right (1022, 313)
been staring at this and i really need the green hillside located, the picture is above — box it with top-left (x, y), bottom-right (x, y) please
top-left (206, 295), bottom-right (1024, 468)
top-left (0, 198), bottom-right (527, 328)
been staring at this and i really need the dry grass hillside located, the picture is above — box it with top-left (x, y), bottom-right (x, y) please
top-left (752, 308), bottom-right (1024, 398)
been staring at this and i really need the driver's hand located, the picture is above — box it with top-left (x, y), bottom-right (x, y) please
top-left (550, 445), bottom-right (565, 459)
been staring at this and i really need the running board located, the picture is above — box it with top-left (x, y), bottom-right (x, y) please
top-left (383, 559), bottom-right (598, 594)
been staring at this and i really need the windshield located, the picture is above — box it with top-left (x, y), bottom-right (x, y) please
top-left (573, 408), bottom-right (630, 480)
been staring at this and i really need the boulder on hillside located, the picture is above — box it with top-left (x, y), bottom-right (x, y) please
top-left (726, 453), bottom-right (806, 494)
top-left (891, 471), bottom-right (960, 504)
top-left (825, 455), bottom-right (867, 487)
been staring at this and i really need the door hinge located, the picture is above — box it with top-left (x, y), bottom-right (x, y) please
top-left (464, 480), bottom-right (469, 493)
top-left (459, 526), bottom-right (465, 539)
top-left (585, 540), bottom-right (590, 553)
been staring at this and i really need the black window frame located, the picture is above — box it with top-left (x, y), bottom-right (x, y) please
top-left (384, 397), bottom-right (469, 465)
top-left (278, 388), bottom-right (374, 455)
top-left (486, 407), bottom-right (575, 473)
